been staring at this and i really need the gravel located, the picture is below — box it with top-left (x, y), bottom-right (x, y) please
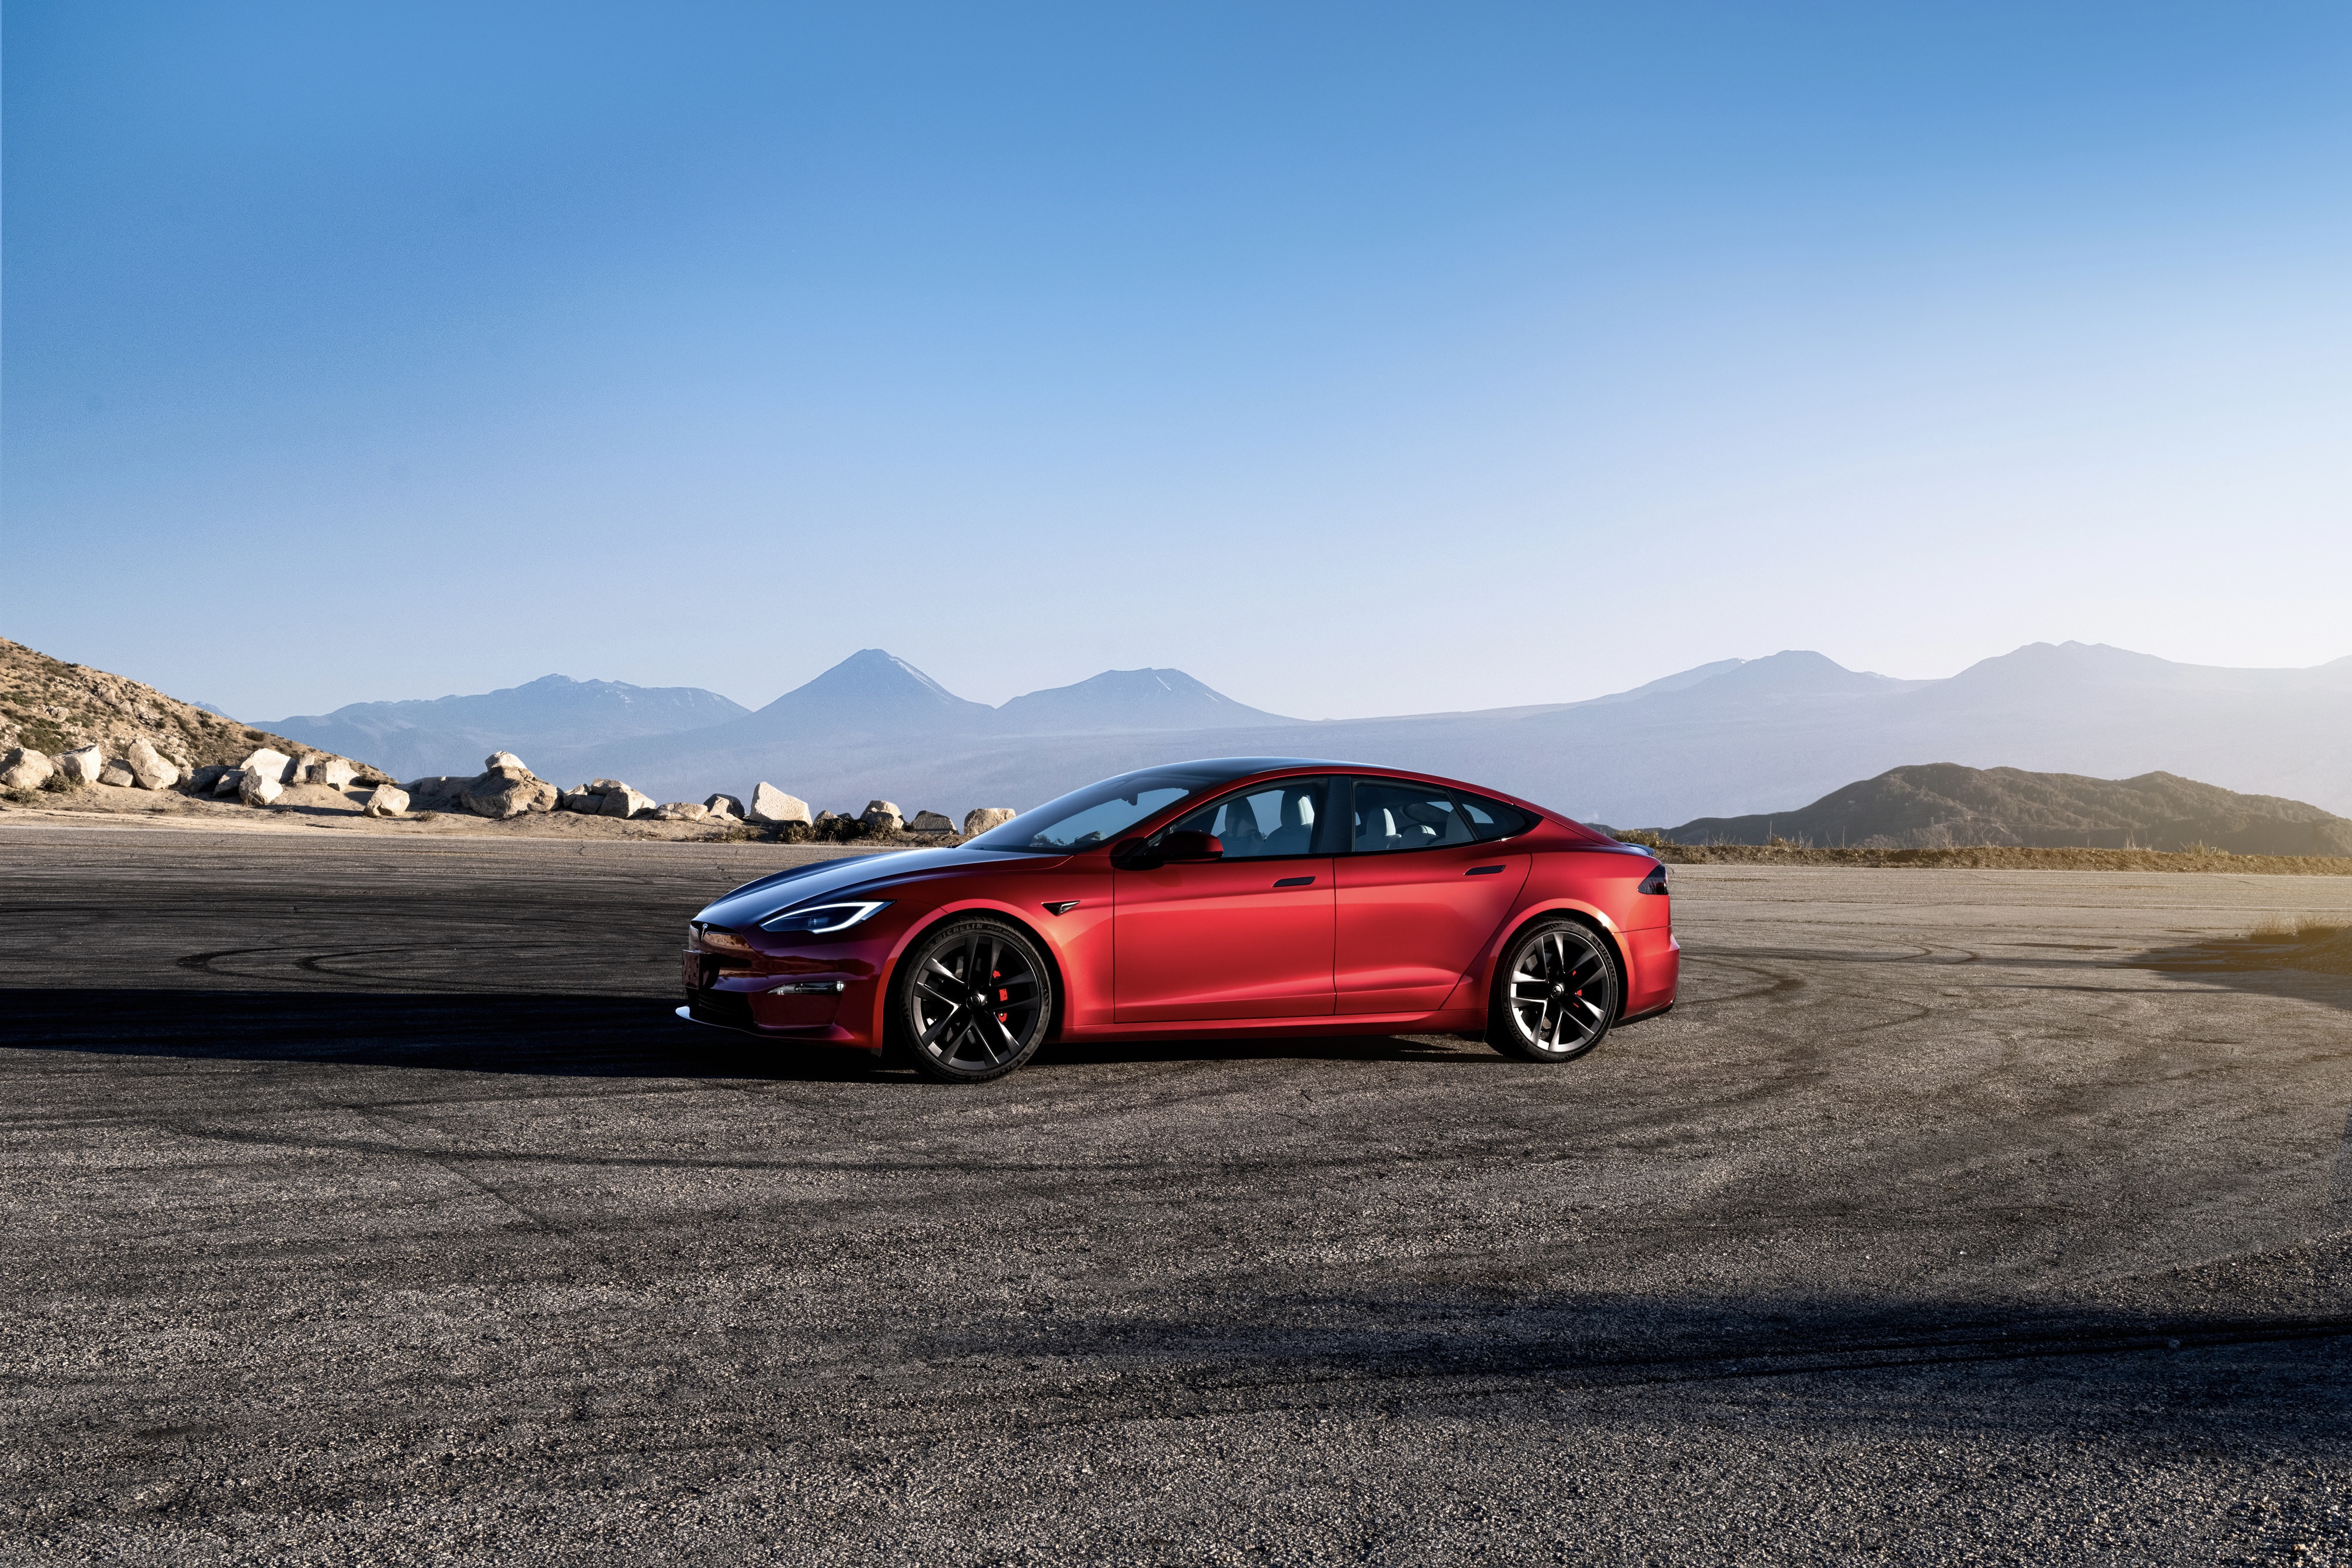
top-left (3, 825), bottom-right (2348, 1564)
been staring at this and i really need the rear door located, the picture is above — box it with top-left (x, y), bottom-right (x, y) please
top-left (1114, 776), bottom-right (1338, 1022)
top-left (1334, 778), bottom-right (1531, 1015)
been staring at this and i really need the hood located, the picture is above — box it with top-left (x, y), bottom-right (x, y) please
top-left (694, 844), bottom-right (1068, 928)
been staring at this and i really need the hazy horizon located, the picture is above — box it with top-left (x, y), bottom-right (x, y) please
top-left (240, 637), bottom-right (2351, 729)
top-left (7, 4), bottom-right (2348, 720)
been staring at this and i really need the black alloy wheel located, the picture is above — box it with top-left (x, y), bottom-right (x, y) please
top-left (891, 918), bottom-right (1054, 1082)
top-left (1489, 918), bottom-right (1621, 1063)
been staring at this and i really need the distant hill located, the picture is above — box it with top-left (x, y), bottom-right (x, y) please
top-left (259, 674), bottom-right (750, 780)
top-left (994, 668), bottom-right (1292, 733)
top-left (1650, 764), bottom-right (2352, 858)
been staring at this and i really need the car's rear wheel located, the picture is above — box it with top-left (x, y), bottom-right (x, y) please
top-left (1488, 918), bottom-right (1619, 1063)
top-left (889, 918), bottom-right (1054, 1083)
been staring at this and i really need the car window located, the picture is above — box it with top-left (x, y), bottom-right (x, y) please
top-left (1456, 793), bottom-right (1533, 841)
top-left (1161, 777), bottom-right (1334, 860)
top-left (1350, 779), bottom-right (1479, 853)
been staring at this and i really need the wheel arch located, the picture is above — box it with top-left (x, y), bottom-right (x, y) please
top-left (1482, 902), bottom-right (1632, 1021)
top-left (882, 900), bottom-right (1072, 1042)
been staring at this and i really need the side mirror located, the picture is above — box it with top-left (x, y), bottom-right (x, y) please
top-left (1160, 830), bottom-right (1224, 862)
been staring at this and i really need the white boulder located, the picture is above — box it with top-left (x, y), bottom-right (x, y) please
top-left (99, 761), bottom-right (136, 787)
top-left (907, 810), bottom-right (954, 833)
top-left (212, 769), bottom-right (245, 796)
top-left (462, 765), bottom-right (558, 820)
top-left (124, 738), bottom-right (179, 791)
top-left (239, 748), bottom-right (298, 785)
top-left (56, 746), bottom-right (105, 785)
top-left (860, 800), bottom-right (904, 834)
top-left (654, 801), bottom-right (709, 822)
top-left (750, 783), bottom-right (811, 825)
top-left (485, 751), bottom-right (527, 773)
top-left (704, 793), bottom-right (744, 820)
top-left (600, 785), bottom-right (656, 819)
top-left (239, 769), bottom-right (283, 806)
top-left (305, 756), bottom-right (361, 790)
top-left (2, 747), bottom-right (56, 790)
top-left (962, 807), bottom-right (1017, 837)
top-left (557, 790), bottom-right (603, 813)
top-left (363, 784), bottom-right (410, 818)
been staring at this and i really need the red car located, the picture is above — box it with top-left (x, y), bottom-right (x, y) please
top-left (680, 758), bottom-right (1677, 1082)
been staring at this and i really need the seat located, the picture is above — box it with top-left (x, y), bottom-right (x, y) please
top-left (1262, 788), bottom-right (1317, 855)
top-left (1218, 801), bottom-right (1269, 856)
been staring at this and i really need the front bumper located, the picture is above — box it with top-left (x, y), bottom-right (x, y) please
top-left (682, 944), bottom-right (881, 1045)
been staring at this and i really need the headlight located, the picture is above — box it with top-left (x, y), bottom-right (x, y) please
top-left (757, 900), bottom-right (893, 935)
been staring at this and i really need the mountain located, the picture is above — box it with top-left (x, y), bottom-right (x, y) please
top-left (530, 651), bottom-right (1285, 790)
top-left (246, 639), bottom-right (2352, 828)
top-left (259, 674), bottom-right (750, 781)
top-left (721, 648), bottom-right (997, 741)
top-left (1654, 764), bottom-right (2352, 857)
top-left (994, 668), bottom-right (1292, 733)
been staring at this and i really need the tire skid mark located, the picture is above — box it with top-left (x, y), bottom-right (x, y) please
top-left (324, 1099), bottom-right (572, 1238)
top-left (323, 1315), bottom-right (2352, 1459)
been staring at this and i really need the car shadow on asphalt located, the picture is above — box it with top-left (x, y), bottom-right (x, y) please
top-left (0, 987), bottom-right (1513, 1081)
top-left (2130, 934), bottom-right (2352, 1015)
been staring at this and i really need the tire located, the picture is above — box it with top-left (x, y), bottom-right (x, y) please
top-left (1487, 918), bottom-right (1621, 1063)
top-left (887, 918), bottom-right (1055, 1083)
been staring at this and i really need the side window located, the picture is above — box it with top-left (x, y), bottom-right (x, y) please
top-left (1456, 793), bottom-right (1532, 841)
top-left (1350, 779), bottom-right (1478, 853)
top-left (1161, 777), bottom-right (1333, 859)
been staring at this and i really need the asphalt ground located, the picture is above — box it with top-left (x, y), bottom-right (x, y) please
top-left (3, 823), bottom-right (2349, 1565)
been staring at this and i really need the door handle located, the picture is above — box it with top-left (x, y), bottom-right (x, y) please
top-left (1466, 865), bottom-right (1505, 876)
top-left (1272, 875), bottom-right (1315, 888)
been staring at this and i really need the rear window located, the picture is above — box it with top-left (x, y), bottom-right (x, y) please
top-left (1457, 793), bottom-right (1532, 841)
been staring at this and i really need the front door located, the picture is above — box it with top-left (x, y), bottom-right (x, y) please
top-left (1114, 777), bottom-right (1338, 1022)
top-left (1334, 777), bottom-right (1531, 1015)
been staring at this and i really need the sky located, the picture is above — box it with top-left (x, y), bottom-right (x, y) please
top-left (5, 2), bottom-right (2348, 721)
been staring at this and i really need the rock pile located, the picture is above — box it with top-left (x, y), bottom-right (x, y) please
top-left (552, 778), bottom-right (656, 819)
top-left (1, 733), bottom-right (387, 809)
top-left (7, 714), bottom-right (1020, 844)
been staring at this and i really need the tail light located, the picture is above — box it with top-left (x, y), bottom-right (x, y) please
top-left (1638, 862), bottom-right (1669, 895)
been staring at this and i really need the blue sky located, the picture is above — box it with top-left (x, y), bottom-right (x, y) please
top-left (6, 2), bottom-right (2347, 720)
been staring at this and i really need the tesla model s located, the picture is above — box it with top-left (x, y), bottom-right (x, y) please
top-left (680, 758), bottom-right (1676, 1082)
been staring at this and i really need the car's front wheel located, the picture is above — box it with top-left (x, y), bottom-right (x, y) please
top-left (888, 918), bottom-right (1054, 1083)
top-left (1488, 918), bottom-right (1620, 1063)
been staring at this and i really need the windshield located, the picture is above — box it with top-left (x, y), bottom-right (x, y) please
top-left (967, 761), bottom-right (1329, 852)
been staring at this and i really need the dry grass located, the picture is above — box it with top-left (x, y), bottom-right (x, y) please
top-left (2239, 914), bottom-right (2352, 976)
top-left (1646, 843), bottom-right (2352, 876)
